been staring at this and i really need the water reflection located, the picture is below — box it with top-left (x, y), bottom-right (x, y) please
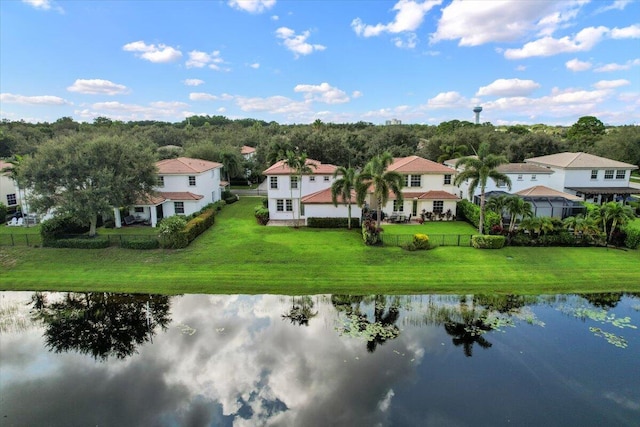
top-left (0, 292), bottom-right (638, 427)
top-left (30, 292), bottom-right (172, 360)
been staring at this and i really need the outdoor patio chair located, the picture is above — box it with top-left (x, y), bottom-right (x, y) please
top-left (123, 215), bottom-right (136, 225)
top-left (6, 217), bottom-right (18, 226)
top-left (16, 217), bottom-right (24, 226)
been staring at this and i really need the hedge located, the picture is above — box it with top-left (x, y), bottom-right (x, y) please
top-left (457, 200), bottom-right (500, 232)
top-left (41, 214), bottom-right (90, 242)
top-left (624, 226), bottom-right (640, 249)
top-left (307, 217), bottom-right (361, 229)
top-left (471, 235), bottom-right (505, 249)
top-left (254, 206), bottom-right (269, 225)
top-left (121, 238), bottom-right (160, 250)
top-left (45, 237), bottom-right (110, 249)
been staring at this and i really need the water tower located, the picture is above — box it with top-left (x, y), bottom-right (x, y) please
top-left (473, 106), bottom-right (483, 124)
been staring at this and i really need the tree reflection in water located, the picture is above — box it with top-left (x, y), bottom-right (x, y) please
top-left (332, 295), bottom-right (401, 353)
top-left (281, 296), bottom-right (318, 326)
top-left (30, 292), bottom-right (172, 361)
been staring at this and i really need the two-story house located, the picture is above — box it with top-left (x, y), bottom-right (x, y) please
top-left (263, 158), bottom-right (340, 224)
top-left (114, 157), bottom-right (224, 228)
top-left (381, 156), bottom-right (460, 220)
top-left (525, 152), bottom-right (638, 204)
top-left (0, 160), bottom-right (20, 214)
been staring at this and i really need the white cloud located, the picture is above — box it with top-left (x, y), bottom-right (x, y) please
top-left (21, 0), bottom-right (63, 12)
top-left (186, 50), bottom-right (226, 70)
top-left (377, 389), bottom-right (395, 412)
top-left (235, 95), bottom-right (310, 114)
top-left (249, 63), bottom-right (260, 69)
top-left (595, 0), bottom-right (632, 14)
top-left (271, 15), bottom-right (279, 21)
top-left (183, 79), bottom-right (204, 86)
top-left (565, 58), bottom-right (592, 72)
top-left (504, 26), bottom-right (609, 59)
top-left (425, 91), bottom-right (466, 108)
top-left (352, 91), bottom-right (363, 99)
top-left (122, 41), bottom-right (182, 63)
top-left (275, 27), bottom-right (326, 57)
top-left (431, 0), bottom-right (570, 46)
top-left (476, 79), bottom-right (541, 97)
top-left (294, 82), bottom-right (350, 104)
top-left (227, 0), bottom-right (275, 14)
top-left (67, 79), bottom-right (129, 95)
top-left (394, 33), bottom-right (418, 49)
top-left (78, 100), bottom-right (190, 121)
top-left (592, 79), bottom-right (630, 90)
top-left (610, 24), bottom-right (640, 39)
top-left (594, 58), bottom-right (640, 72)
top-left (0, 93), bottom-right (71, 105)
top-left (352, 0), bottom-right (440, 44)
top-left (189, 92), bottom-right (233, 102)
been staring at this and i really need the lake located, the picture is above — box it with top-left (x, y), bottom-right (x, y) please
top-left (1, 291), bottom-right (639, 426)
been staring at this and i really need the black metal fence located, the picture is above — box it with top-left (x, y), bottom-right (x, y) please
top-left (380, 233), bottom-right (474, 247)
top-left (0, 233), bottom-right (157, 247)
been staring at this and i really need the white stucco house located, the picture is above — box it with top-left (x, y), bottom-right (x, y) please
top-left (524, 152), bottom-right (638, 204)
top-left (263, 158), bottom-right (340, 224)
top-left (241, 145), bottom-right (256, 160)
top-left (0, 160), bottom-right (20, 212)
top-left (114, 157), bottom-right (224, 228)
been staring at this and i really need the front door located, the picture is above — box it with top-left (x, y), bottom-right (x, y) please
top-left (156, 205), bottom-right (164, 221)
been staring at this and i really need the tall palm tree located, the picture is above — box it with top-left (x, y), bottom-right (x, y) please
top-left (485, 195), bottom-right (509, 229)
top-left (454, 143), bottom-right (511, 234)
top-left (283, 150), bottom-right (315, 227)
top-left (356, 153), bottom-right (404, 229)
top-left (600, 201), bottom-right (635, 243)
top-left (505, 196), bottom-right (533, 233)
top-left (220, 151), bottom-right (242, 188)
top-left (331, 166), bottom-right (359, 229)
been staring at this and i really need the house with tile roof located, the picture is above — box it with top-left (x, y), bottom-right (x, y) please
top-left (263, 158), bottom-right (339, 223)
top-left (525, 152), bottom-right (638, 204)
top-left (380, 156), bottom-right (461, 220)
top-left (0, 160), bottom-right (20, 213)
top-left (241, 145), bottom-right (256, 160)
top-left (114, 157), bottom-right (224, 228)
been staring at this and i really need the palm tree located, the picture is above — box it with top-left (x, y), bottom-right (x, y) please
top-left (485, 195), bottom-right (509, 229)
top-left (220, 151), bottom-right (242, 188)
top-left (563, 213), bottom-right (601, 243)
top-left (331, 166), bottom-right (359, 229)
top-left (356, 153), bottom-right (404, 229)
top-left (600, 201), bottom-right (635, 243)
top-left (454, 143), bottom-right (511, 234)
top-left (283, 150), bottom-right (315, 227)
top-left (504, 196), bottom-right (533, 233)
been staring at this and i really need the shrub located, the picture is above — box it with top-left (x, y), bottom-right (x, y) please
top-left (158, 216), bottom-right (188, 249)
top-left (121, 238), bottom-right (160, 250)
top-left (103, 219), bottom-right (115, 229)
top-left (508, 233), bottom-right (532, 246)
top-left (212, 200), bottom-right (226, 212)
top-left (255, 206), bottom-right (269, 225)
top-left (457, 200), bottom-right (500, 232)
top-left (362, 219), bottom-right (382, 245)
top-left (0, 203), bottom-right (7, 222)
top-left (307, 217), bottom-right (361, 228)
top-left (624, 226), bottom-right (640, 249)
top-left (471, 235), bottom-right (505, 249)
top-left (413, 233), bottom-right (430, 249)
top-left (46, 237), bottom-right (110, 249)
top-left (41, 214), bottom-right (90, 242)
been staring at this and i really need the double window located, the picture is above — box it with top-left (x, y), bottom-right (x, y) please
top-left (276, 199), bottom-right (293, 212)
top-left (323, 176), bottom-right (330, 182)
top-left (616, 170), bottom-right (626, 180)
top-left (433, 201), bottom-right (444, 214)
top-left (404, 175), bottom-right (422, 187)
top-left (393, 200), bottom-right (404, 212)
top-left (309, 176), bottom-right (316, 182)
top-left (174, 202), bottom-right (185, 214)
top-left (604, 170), bottom-right (614, 180)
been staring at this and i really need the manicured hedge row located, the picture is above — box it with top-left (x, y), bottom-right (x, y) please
top-left (45, 237), bottom-right (110, 249)
top-left (457, 200), bottom-right (500, 232)
top-left (471, 235), bottom-right (505, 249)
top-left (307, 217), bottom-right (361, 228)
top-left (121, 238), bottom-right (160, 250)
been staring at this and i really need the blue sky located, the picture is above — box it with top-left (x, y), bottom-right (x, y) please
top-left (1, 0), bottom-right (639, 126)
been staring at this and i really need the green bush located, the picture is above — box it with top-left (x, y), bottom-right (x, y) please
top-left (0, 202), bottom-right (7, 222)
top-left (254, 206), bottom-right (269, 225)
top-left (471, 235), bottom-right (505, 249)
top-left (40, 215), bottom-right (90, 242)
top-left (158, 216), bottom-right (188, 249)
top-left (212, 200), bottom-right (226, 212)
top-left (121, 238), bottom-right (160, 250)
top-left (362, 219), bottom-right (382, 245)
top-left (103, 219), bottom-right (115, 229)
top-left (457, 200), bottom-right (500, 232)
top-left (46, 237), bottom-right (110, 249)
top-left (307, 217), bottom-right (361, 228)
top-left (413, 233), bottom-right (430, 249)
top-left (624, 226), bottom-right (640, 249)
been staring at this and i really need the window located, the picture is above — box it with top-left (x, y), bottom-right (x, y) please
top-left (6, 194), bottom-right (17, 206)
top-left (393, 200), bottom-right (404, 212)
top-left (188, 176), bottom-right (196, 186)
top-left (270, 176), bottom-right (278, 189)
top-left (403, 175), bottom-right (409, 187)
top-left (590, 170), bottom-right (598, 180)
top-left (411, 175), bottom-right (421, 187)
top-left (134, 207), bottom-right (144, 213)
top-left (309, 176), bottom-right (315, 182)
top-left (531, 174), bottom-right (537, 181)
top-left (517, 174), bottom-right (523, 181)
top-left (604, 170), bottom-right (614, 180)
top-left (156, 176), bottom-right (164, 186)
top-left (433, 201), bottom-right (444, 213)
top-left (496, 180), bottom-right (506, 188)
top-left (286, 199), bottom-right (293, 211)
top-left (277, 199), bottom-right (293, 212)
top-left (444, 174), bottom-right (451, 185)
top-left (290, 176), bottom-right (298, 189)
top-left (323, 176), bottom-right (330, 182)
top-left (174, 202), bottom-right (185, 214)
top-left (277, 199), bottom-right (284, 211)
top-left (616, 170), bottom-right (626, 180)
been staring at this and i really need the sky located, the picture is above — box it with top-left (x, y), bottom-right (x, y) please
top-left (1, 0), bottom-right (639, 126)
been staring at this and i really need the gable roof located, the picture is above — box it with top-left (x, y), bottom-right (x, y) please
top-left (301, 188), bottom-right (356, 204)
top-left (0, 161), bottom-right (12, 177)
top-left (496, 163), bottom-right (554, 174)
top-left (388, 156), bottom-right (456, 174)
top-left (400, 190), bottom-right (460, 200)
top-left (515, 185), bottom-right (582, 201)
top-left (525, 152), bottom-right (638, 170)
top-left (156, 157), bottom-right (222, 174)
top-left (136, 191), bottom-right (205, 205)
top-left (263, 158), bottom-right (338, 175)
top-left (241, 145), bottom-right (256, 155)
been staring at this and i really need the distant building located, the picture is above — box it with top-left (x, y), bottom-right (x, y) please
top-left (385, 119), bottom-right (402, 125)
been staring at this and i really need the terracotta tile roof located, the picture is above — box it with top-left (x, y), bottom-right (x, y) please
top-left (156, 157), bottom-right (223, 174)
top-left (388, 156), bottom-right (456, 174)
top-left (497, 163), bottom-right (554, 174)
top-left (263, 158), bottom-right (338, 175)
top-left (525, 152), bottom-right (638, 169)
top-left (241, 145), bottom-right (256, 155)
top-left (515, 185), bottom-right (582, 201)
top-left (136, 193), bottom-right (167, 205)
top-left (399, 190), bottom-right (461, 200)
top-left (135, 191), bottom-right (205, 205)
top-left (301, 188), bottom-right (357, 204)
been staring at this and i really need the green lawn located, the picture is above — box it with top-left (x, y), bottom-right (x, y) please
top-left (382, 221), bottom-right (477, 235)
top-left (1, 197), bottom-right (639, 296)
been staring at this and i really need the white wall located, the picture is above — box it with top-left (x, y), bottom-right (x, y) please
top-left (266, 174), bottom-right (336, 220)
top-left (303, 204), bottom-right (362, 225)
top-left (157, 168), bottom-right (222, 204)
top-left (564, 168), bottom-right (630, 188)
